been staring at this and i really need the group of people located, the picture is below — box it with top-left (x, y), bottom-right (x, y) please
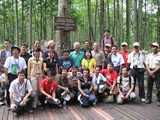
top-left (0, 29), bottom-right (159, 115)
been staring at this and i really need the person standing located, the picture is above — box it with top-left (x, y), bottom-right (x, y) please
top-left (145, 43), bottom-right (160, 106)
top-left (128, 42), bottom-right (146, 102)
top-left (104, 44), bottom-right (112, 69)
top-left (80, 40), bottom-right (92, 53)
top-left (28, 48), bottom-right (44, 108)
top-left (101, 30), bottom-right (116, 51)
top-left (91, 42), bottom-right (105, 70)
top-left (4, 46), bottom-right (27, 110)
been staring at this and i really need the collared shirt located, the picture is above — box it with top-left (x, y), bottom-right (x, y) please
top-left (92, 73), bottom-right (106, 88)
top-left (4, 56), bottom-right (27, 74)
top-left (68, 72), bottom-right (82, 87)
top-left (101, 37), bottom-right (116, 51)
top-left (82, 58), bottom-right (96, 72)
top-left (91, 50), bottom-right (105, 66)
top-left (111, 53), bottom-right (125, 67)
top-left (20, 52), bottom-right (32, 65)
top-left (9, 78), bottom-right (32, 102)
top-left (28, 56), bottom-right (44, 78)
top-left (145, 52), bottom-right (160, 69)
top-left (70, 51), bottom-right (85, 68)
top-left (57, 75), bottom-right (69, 87)
top-left (128, 51), bottom-right (146, 69)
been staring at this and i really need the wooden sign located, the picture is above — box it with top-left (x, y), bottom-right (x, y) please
top-left (54, 17), bottom-right (76, 31)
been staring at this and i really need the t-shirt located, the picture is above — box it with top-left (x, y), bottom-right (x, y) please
top-left (79, 76), bottom-right (92, 90)
top-left (44, 50), bottom-right (58, 61)
top-left (40, 79), bottom-right (57, 94)
top-left (4, 56), bottom-right (27, 74)
top-left (117, 76), bottom-right (134, 92)
top-left (81, 58), bottom-right (96, 72)
top-left (9, 78), bottom-right (32, 102)
top-left (119, 51), bottom-right (131, 66)
top-left (100, 69), bottom-right (118, 85)
top-left (70, 51), bottom-right (85, 68)
top-left (43, 57), bottom-right (57, 75)
top-left (92, 73), bottom-right (106, 88)
top-left (58, 56), bottom-right (74, 73)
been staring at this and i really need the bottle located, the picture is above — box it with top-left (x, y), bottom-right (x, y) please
top-left (63, 100), bottom-right (66, 109)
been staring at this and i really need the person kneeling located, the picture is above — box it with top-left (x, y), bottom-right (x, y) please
top-left (117, 66), bottom-right (136, 104)
top-left (39, 71), bottom-right (61, 111)
top-left (9, 70), bottom-right (34, 114)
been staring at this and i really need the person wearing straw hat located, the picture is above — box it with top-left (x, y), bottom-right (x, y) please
top-left (145, 43), bottom-right (160, 106)
top-left (127, 42), bottom-right (146, 102)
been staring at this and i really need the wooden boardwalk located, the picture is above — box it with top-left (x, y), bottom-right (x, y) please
top-left (0, 92), bottom-right (160, 120)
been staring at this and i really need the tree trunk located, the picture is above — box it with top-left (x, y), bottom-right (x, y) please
top-left (56, 0), bottom-right (71, 56)
top-left (43, 0), bottom-right (47, 40)
top-left (158, 0), bottom-right (160, 43)
top-left (21, 0), bottom-right (24, 43)
top-left (107, 0), bottom-right (110, 30)
top-left (112, 0), bottom-right (116, 38)
top-left (134, 0), bottom-right (138, 42)
top-left (117, 0), bottom-right (121, 48)
top-left (100, 0), bottom-right (104, 41)
top-left (40, 0), bottom-right (43, 40)
top-left (121, 0), bottom-right (124, 43)
top-left (126, 0), bottom-right (130, 45)
top-left (3, 1), bottom-right (6, 40)
top-left (12, 0), bottom-right (15, 45)
top-left (94, 0), bottom-right (98, 40)
top-left (144, 0), bottom-right (147, 48)
top-left (29, 0), bottom-right (32, 49)
top-left (138, 0), bottom-right (142, 48)
top-left (15, 0), bottom-right (19, 46)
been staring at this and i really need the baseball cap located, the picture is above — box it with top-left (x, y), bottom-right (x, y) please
top-left (133, 42), bottom-right (140, 47)
top-left (151, 43), bottom-right (159, 47)
top-left (121, 42), bottom-right (128, 46)
top-left (105, 44), bottom-right (111, 47)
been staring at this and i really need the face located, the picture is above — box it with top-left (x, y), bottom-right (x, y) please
top-left (47, 74), bottom-right (53, 81)
top-left (4, 41), bottom-right (11, 49)
top-left (107, 64), bottom-right (113, 72)
top-left (12, 49), bottom-right (19, 56)
top-left (48, 51), bottom-right (54, 58)
top-left (83, 70), bottom-right (89, 76)
top-left (104, 31), bottom-right (110, 37)
top-left (72, 68), bottom-right (78, 75)
top-left (62, 70), bottom-right (68, 77)
top-left (105, 46), bottom-right (111, 52)
top-left (112, 47), bottom-right (117, 54)
top-left (134, 46), bottom-right (140, 51)
top-left (84, 42), bottom-right (89, 48)
top-left (85, 51), bottom-right (91, 59)
top-left (122, 45), bottom-right (128, 51)
top-left (63, 52), bottom-right (69, 59)
top-left (49, 43), bottom-right (56, 50)
top-left (95, 67), bottom-right (100, 75)
top-left (34, 41), bottom-right (40, 48)
top-left (18, 73), bottom-right (25, 81)
top-left (93, 43), bottom-right (99, 51)
top-left (21, 46), bottom-right (27, 53)
top-left (74, 45), bottom-right (80, 51)
top-left (122, 68), bottom-right (128, 76)
top-left (34, 51), bottom-right (40, 58)
top-left (151, 46), bottom-right (158, 53)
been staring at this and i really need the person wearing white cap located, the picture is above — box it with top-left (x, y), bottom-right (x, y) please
top-left (145, 43), bottom-right (160, 106)
top-left (101, 29), bottom-right (116, 51)
top-left (127, 42), bottom-right (146, 102)
top-left (104, 44), bottom-right (112, 69)
top-left (119, 42), bottom-right (131, 67)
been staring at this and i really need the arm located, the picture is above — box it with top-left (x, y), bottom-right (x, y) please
top-left (57, 85), bottom-right (68, 93)
top-left (43, 62), bottom-right (49, 72)
top-left (56, 63), bottom-right (58, 74)
top-left (125, 84), bottom-right (134, 99)
top-left (110, 81), bottom-right (116, 95)
top-left (67, 76), bottom-right (74, 88)
top-left (89, 80), bottom-right (93, 92)
top-left (52, 91), bottom-right (56, 99)
top-left (4, 68), bottom-right (9, 85)
top-left (27, 59), bottom-right (31, 79)
top-left (119, 64), bottom-right (122, 75)
top-left (102, 62), bottom-right (105, 70)
top-left (10, 93), bottom-right (17, 111)
top-left (117, 84), bottom-right (124, 99)
top-left (78, 80), bottom-right (89, 98)
top-left (40, 88), bottom-right (52, 99)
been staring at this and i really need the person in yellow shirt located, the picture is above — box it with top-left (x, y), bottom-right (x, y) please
top-left (82, 50), bottom-right (96, 75)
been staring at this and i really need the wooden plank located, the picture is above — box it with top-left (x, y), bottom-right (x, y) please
top-left (8, 111), bottom-right (14, 120)
top-left (54, 108), bottom-right (66, 120)
top-left (28, 113), bottom-right (34, 120)
top-left (51, 108), bottom-right (60, 120)
top-left (68, 106), bottom-right (82, 120)
top-left (2, 105), bottom-right (9, 120)
top-left (46, 108), bottom-right (55, 120)
top-left (23, 111), bottom-right (29, 120)
top-left (0, 105), bottom-right (5, 120)
top-left (62, 106), bottom-right (76, 120)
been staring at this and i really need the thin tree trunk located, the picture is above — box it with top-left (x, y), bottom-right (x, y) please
top-left (43, 0), bottom-right (47, 40)
top-left (126, 0), bottom-right (130, 45)
top-left (12, 0), bottom-right (14, 45)
top-left (107, 0), bottom-right (110, 30)
top-left (117, 0), bottom-right (121, 48)
top-left (134, 0), bottom-right (138, 42)
top-left (29, 0), bottom-right (32, 49)
top-left (112, 0), bottom-right (116, 38)
top-left (3, 1), bottom-right (6, 40)
top-left (121, 0), bottom-right (124, 43)
top-left (21, 0), bottom-right (24, 43)
top-left (100, 0), bottom-right (104, 41)
top-left (94, 0), bottom-right (98, 39)
top-left (15, 0), bottom-right (19, 46)
top-left (40, 0), bottom-right (43, 40)
top-left (157, 0), bottom-right (160, 43)
top-left (144, 0), bottom-right (147, 48)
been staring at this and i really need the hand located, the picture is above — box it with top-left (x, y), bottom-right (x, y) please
top-left (84, 94), bottom-right (89, 98)
top-left (44, 68), bottom-right (49, 72)
top-left (142, 50), bottom-right (146, 55)
top-left (149, 71), bottom-right (154, 76)
top-left (108, 53), bottom-right (112, 57)
top-left (120, 94), bottom-right (125, 99)
top-left (23, 96), bottom-right (29, 104)
top-left (124, 95), bottom-right (129, 99)
top-left (64, 88), bottom-right (69, 94)
top-left (151, 74), bottom-right (155, 78)
top-left (118, 72), bottom-right (121, 76)
top-left (47, 95), bottom-right (53, 99)
top-left (110, 90), bottom-right (113, 95)
top-left (11, 104), bottom-right (17, 111)
top-left (5, 78), bottom-right (9, 85)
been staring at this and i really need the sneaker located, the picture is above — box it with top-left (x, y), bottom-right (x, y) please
top-left (157, 101), bottom-right (160, 107)
top-left (145, 99), bottom-right (151, 104)
top-left (57, 103), bottom-right (62, 108)
top-left (93, 98), bottom-right (98, 106)
top-left (103, 95), bottom-right (114, 103)
top-left (140, 98), bottom-right (145, 102)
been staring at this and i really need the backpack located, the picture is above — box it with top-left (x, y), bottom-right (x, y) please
top-left (119, 75), bottom-right (132, 90)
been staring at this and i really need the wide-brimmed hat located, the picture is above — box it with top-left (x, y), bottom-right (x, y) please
top-left (11, 46), bottom-right (20, 53)
top-left (61, 92), bottom-right (71, 101)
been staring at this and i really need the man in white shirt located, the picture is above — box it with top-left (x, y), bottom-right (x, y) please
top-left (9, 70), bottom-right (34, 114)
top-left (4, 46), bottom-right (27, 110)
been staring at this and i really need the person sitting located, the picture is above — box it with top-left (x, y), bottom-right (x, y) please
top-left (77, 68), bottom-right (95, 107)
top-left (82, 50), bottom-right (96, 76)
top-left (56, 68), bottom-right (76, 103)
top-left (117, 66), bottom-right (136, 104)
top-left (38, 71), bottom-right (61, 111)
top-left (100, 62), bottom-right (118, 103)
top-left (9, 70), bottom-right (34, 114)
top-left (59, 49), bottom-right (74, 74)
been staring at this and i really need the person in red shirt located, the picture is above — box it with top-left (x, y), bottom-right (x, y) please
top-left (38, 71), bottom-right (59, 111)
top-left (100, 62), bottom-right (118, 95)
top-left (119, 42), bottom-right (131, 67)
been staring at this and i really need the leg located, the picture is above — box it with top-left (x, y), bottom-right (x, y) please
top-left (129, 92), bottom-right (136, 101)
top-left (138, 72), bottom-right (145, 99)
top-left (89, 94), bottom-right (95, 103)
top-left (155, 71), bottom-right (160, 102)
top-left (56, 88), bottom-right (63, 102)
top-left (146, 72), bottom-right (154, 102)
top-left (129, 69), bottom-right (137, 92)
top-left (27, 94), bottom-right (35, 110)
top-left (117, 94), bottom-right (123, 104)
top-left (93, 87), bottom-right (98, 98)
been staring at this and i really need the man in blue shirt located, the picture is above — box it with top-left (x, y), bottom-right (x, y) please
top-left (111, 45), bottom-right (124, 75)
top-left (70, 42), bottom-right (85, 70)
